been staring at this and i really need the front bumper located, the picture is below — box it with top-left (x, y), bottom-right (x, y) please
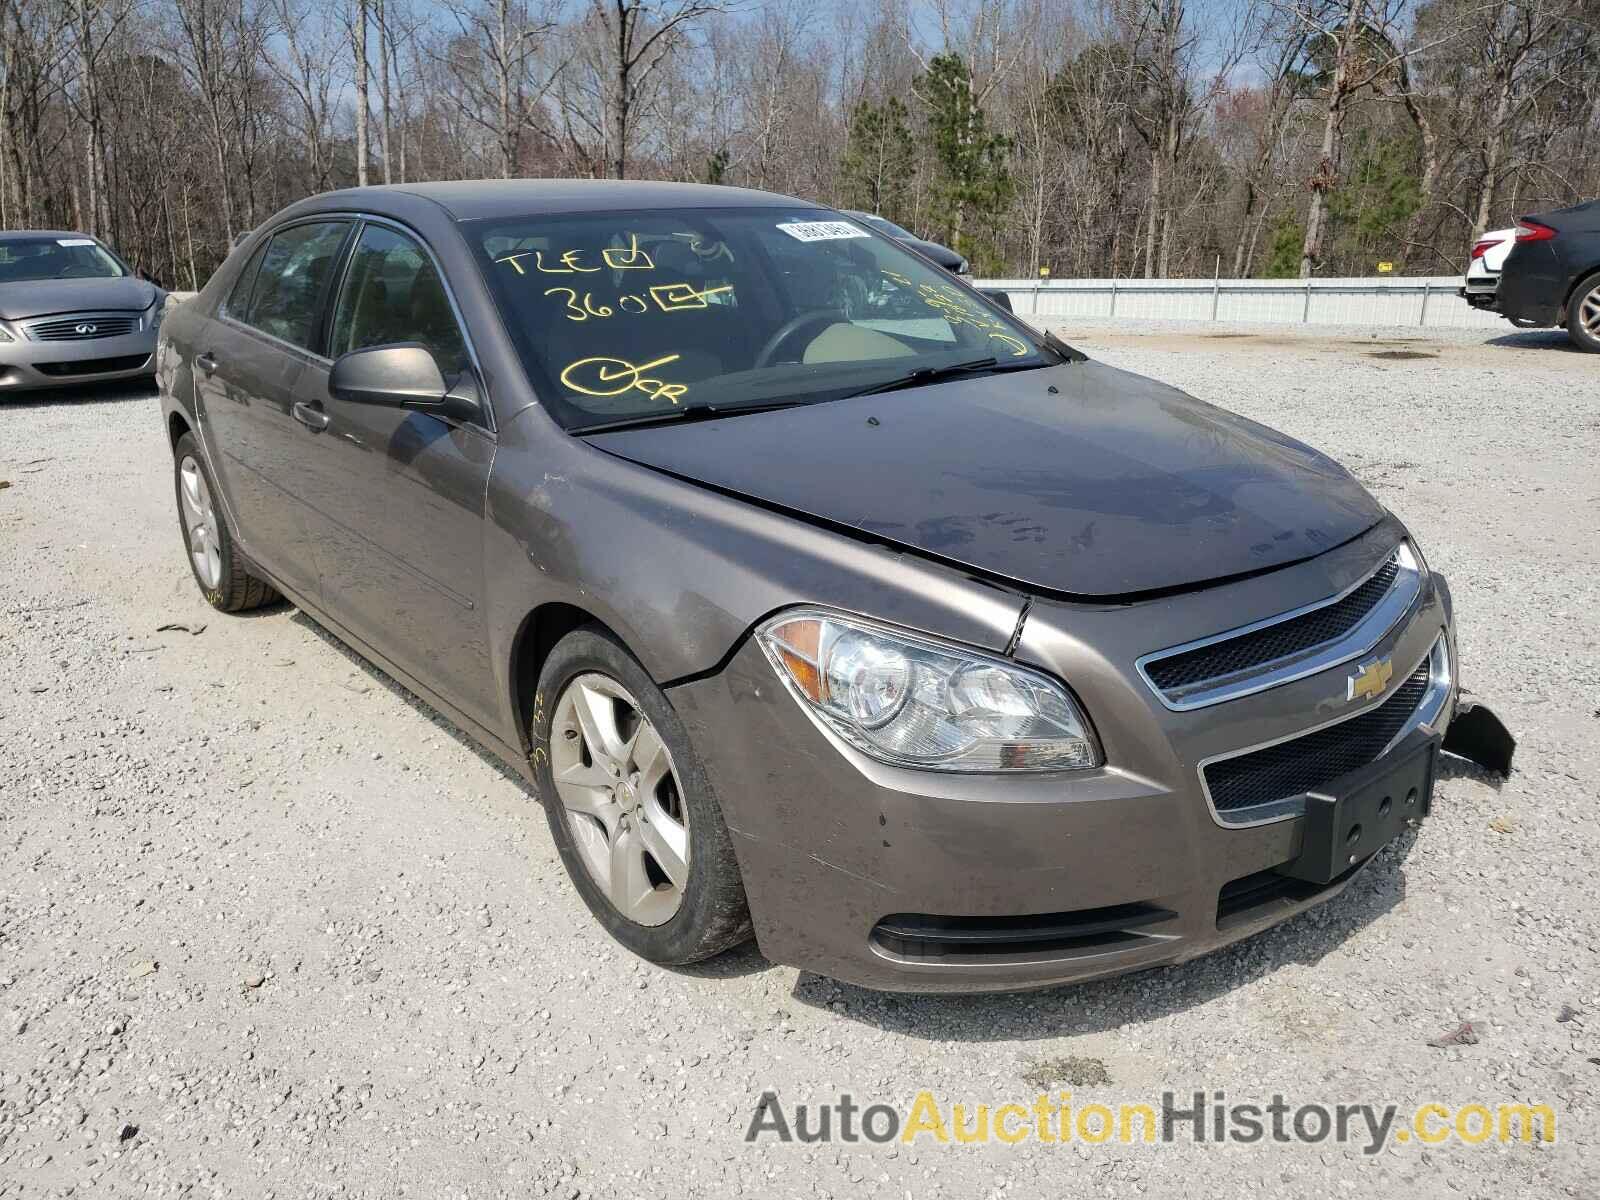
top-left (671, 522), bottom-right (1456, 992)
top-left (0, 328), bottom-right (156, 391)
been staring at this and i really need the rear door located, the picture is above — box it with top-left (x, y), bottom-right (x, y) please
top-left (288, 219), bottom-right (498, 726)
top-left (196, 219), bottom-right (354, 600)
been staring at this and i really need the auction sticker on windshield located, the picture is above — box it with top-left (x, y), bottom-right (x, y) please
top-left (776, 220), bottom-right (870, 242)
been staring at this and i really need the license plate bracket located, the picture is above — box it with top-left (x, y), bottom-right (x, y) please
top-left (1276, 730), bottom-right (1439, 885)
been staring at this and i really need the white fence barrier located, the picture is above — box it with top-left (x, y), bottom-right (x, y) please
top-left (975, 275), bottom-right (1507, 331)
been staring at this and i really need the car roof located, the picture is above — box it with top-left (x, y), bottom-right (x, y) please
top-left (0, 230), bottom-right (95, 240)
top-left (307, 179), bottom-right (817, 222)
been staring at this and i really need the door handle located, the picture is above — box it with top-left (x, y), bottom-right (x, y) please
top-left (196, 352), bottom-right (217, 376)
top-left (292, 400), bottom-right (330, 431)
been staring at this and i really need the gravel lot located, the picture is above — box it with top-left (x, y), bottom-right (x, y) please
top-left (2, 320), bottom-right (1596, 1198)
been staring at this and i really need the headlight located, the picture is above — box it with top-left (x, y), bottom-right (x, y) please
top-left (0, 326), bottom-right (14, 343)
top-left (145, 297), bottom-right (166, 333)
top-left (757, 608), bottom-right (1100, 772)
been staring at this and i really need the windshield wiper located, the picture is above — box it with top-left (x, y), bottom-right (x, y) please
top-left (575, 399), bottom-right (804, 434)
top-left (846, 355), bottom-right (1047, 398)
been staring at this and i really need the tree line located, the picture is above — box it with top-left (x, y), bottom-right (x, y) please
top-left (3, 0), bottom-right (1597, 290)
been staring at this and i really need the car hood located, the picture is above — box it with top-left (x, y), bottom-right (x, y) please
top-left (0, 276), bottom-right (156, 322)
top-left (906, 238), bottom-right (963, 270)
top-left (586, 360), bottom-right (1385, 599)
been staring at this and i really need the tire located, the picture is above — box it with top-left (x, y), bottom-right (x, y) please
top-left (1564, 273), bottom-right (1600, 353)
top-left (532, 626), bottom-right (752, 965)
top-left (171, 432), bottom-right (279, 612)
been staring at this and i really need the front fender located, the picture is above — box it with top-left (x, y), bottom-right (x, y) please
top-left (480, 405), bottom-right (1026, 749)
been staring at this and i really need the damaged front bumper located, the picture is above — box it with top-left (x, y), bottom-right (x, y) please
top-left (1442, 698), bottom-right (1517, 776)
top-left (671, 525), bottom-right (1514, 993)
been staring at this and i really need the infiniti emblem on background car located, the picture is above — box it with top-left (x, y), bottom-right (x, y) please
top-left (75, 323), bottom-right (97, 335)
top-left (1347, 656), bottom-right (1394, 702)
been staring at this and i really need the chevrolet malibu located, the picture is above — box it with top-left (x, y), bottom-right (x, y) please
top-left (0, 230), bottom-right (165, 390)
top-left (157, 181), bottom-right (1467, 992)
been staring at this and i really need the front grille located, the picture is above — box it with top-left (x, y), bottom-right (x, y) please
top-left (35, 354), bottom-right (149, 377)
top-left (1147, 555), bottom-right (1400, 693)
top-left (1203, 654), bottom-right (1431, 819)
top-left (25, 314), bottom-right (140, 341)
top-left (871, 902), bottom-right (1174, 962)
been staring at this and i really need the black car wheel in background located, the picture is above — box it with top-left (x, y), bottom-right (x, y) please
top-left (1496, 200), bottom-right (1600, 351)
top-left (1564, 273), bottom-right (1600, 352)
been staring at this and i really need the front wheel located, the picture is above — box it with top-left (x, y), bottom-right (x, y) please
top-left (172, 432), bottom-right (279, 611)
top-left (532, 627), bottom-right (752, 964)
top-left (1565, 274), bottom-right (1600, 352)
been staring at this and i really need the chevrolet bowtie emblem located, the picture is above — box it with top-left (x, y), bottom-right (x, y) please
top-left (1347, 657), bottom-right (1394, 702)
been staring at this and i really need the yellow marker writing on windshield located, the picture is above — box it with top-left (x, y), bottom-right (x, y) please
top-left (988, 332), bottom-right (1030, 357)
top-left (602, 234), bottom-right (654, 270)
top-left (536, 249), bottom-right (601, 274)
top-left (560, 354), bottom-right (689, 405)
top-left (649, 282), bottom-right (733, 312)
top-left (544, 287), bottom-right (614, 322)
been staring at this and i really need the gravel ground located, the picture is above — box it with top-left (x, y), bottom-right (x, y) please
top-left (2, 322), bottom-right (1597, 1198)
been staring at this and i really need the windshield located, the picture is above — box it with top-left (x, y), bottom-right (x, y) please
top-left (467, 207), bottom-right (1056, 431)
top-left (850, 212), bottom-right (916, 240)
top-left (0, 235), bottom-right (126, 282)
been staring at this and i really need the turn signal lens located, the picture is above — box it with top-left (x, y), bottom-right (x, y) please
top-left (758, 608), bottom-right (1100, 773)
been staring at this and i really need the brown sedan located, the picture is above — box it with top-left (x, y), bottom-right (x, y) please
top-left (156, 180), bottom-right (1491, 992)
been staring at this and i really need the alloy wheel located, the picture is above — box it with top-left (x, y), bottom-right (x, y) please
top-left (1581, 285), bottom-right (1600, 336)
top-left (550, 673), bottom-right (690, 926)
top-left (178, 456), bottom-right (223, 589)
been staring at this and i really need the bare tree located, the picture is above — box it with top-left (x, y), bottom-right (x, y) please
top-left (570, 0), bottom-right (733, 179)
top-left (268, 0), bottom-right (343, 192)
top-left (434, 0), bottom-right (559, 179)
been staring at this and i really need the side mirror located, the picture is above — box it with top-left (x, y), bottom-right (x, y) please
top-left (329, 343), bottom-right (482, 424)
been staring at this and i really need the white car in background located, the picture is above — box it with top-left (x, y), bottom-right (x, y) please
top-left (1459, 227), bottom-right (1516, 311)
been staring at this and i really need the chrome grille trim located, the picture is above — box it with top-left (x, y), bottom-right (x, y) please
top-left (24, 313), bottom-right (142, 342)
top-left (1137, 542), bottom-right (1425, 711)
top-left (1197, 634), bottom-right (1452, 829)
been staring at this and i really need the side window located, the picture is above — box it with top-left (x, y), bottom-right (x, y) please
top-left (223, 241), bottom-right (268, 320)
top-left (330, 224), bottom-right (469, 378)
top-left (240, 221), bottom-right (350, 350)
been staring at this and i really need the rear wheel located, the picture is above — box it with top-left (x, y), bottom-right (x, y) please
top-left (172, 432), bottom-right (279, 611)
top-left (532, 626), bottom-right (751, 964)
top-left (1565, 273), bottom-right (1600, 352)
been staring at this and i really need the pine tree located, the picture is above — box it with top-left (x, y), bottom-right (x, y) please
top-left (917, 53), bottom-right (1012, 266)
top-left (839, 98), bottom-right (916, 221)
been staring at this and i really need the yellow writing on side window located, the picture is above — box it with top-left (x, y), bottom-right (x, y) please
top-left (560, 354), bottom-right (689, 406)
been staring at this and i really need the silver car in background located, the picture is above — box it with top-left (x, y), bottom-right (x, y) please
top-left (0, 231), bottom-right (165, 391)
